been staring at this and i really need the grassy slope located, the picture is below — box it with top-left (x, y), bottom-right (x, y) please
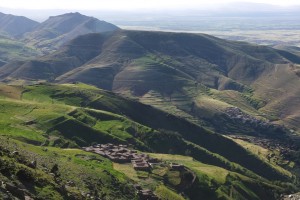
top-left (0, 83), bottom-right (297, 199)
top-left (149, 153), bottom-right (288, 200)
top-left (113, 152), bottom-right (287, 200)
top-left (19, 84), bottom-right (294, 180)
top-left (0, 137), bottom-right (136, 199)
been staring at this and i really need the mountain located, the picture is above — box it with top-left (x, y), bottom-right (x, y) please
top-left (0, 12), bottom-right (39, 37)
top-left (22, 12), bottom-right (120, 53)
top-left (0, 83), bottom-right (296, 199)
top-left (1, 30), bottom-right (300, 136)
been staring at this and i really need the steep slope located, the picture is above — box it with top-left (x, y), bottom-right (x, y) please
top-left (0, 12), bottom-right (39, 37)
top-left (0, 137), bottom-right (136, 200)
top-left (0, 83), bottom-right (297, 199)
top-left (22, 12), bottom-right (119, 53)
top-left (17, 84), bottom-right (295, 180)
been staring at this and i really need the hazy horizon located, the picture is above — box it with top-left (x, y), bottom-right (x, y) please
top-left (1, 0), bottom-right (300, 11)
top-left (1, 1), bottom-right (300, 22)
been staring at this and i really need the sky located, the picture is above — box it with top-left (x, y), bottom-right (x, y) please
top-left (1, 0), bottom-right (300, 10)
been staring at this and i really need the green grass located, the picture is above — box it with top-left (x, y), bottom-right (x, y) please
top-left (94, 120), bottom-right (134, 140)
top-left (113, 163), bottom-right (159, 190)
top-left (149, 153), bottom-right (288, 200)
top-left (14, 84), bottom-right (152, 148)
top-left (92, 115), bottom-right (152, 141)
top-left (149, 153), bottom-right (229, 184)
top-left (0, 99), bottom-right (47, 143)
top-left (61, 83), bottom-right (99, 90)
top-left (22, 84), bottom-right (83, 105)
top-left (166, 171), bottom-right (181, 186)
top-left (155, 185), bottom-right (185, 200)
top-left (113, 163), bottom-right (140, 182)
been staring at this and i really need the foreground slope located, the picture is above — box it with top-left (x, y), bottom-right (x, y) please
top-left (0, 83), bottom-right (297, 199)
top-left (0, 137), bottom-right (136, 199)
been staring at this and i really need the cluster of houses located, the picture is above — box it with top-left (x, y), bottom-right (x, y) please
top-left (225, 107), bottom-right (273, 127)
top-left (83, 143), bottom-right (189, 200)
top-left (83, 143), bottom-right (160, 171)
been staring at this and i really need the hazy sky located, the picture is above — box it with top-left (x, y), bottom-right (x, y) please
top-left (1, 0), bottom-right (300, 10)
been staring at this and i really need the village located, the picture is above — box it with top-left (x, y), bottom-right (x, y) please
top-left (83, 143), bottom-right (184, 171)
top-left (83, 143), bottom-right (185, 200)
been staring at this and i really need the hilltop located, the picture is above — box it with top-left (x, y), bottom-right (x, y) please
top-left (22, 12), bottom-right (120, 53)
top-left (0, 12), bottom-right (39, 37)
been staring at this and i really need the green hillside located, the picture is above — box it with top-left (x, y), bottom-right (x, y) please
top-left (0, 82), bottom-right (298, 199)
top-left (1, 30), bottom-right (299, 136)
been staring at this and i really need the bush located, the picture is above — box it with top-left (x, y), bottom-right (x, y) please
top-left (16, 168), bottom-right (34, 182)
